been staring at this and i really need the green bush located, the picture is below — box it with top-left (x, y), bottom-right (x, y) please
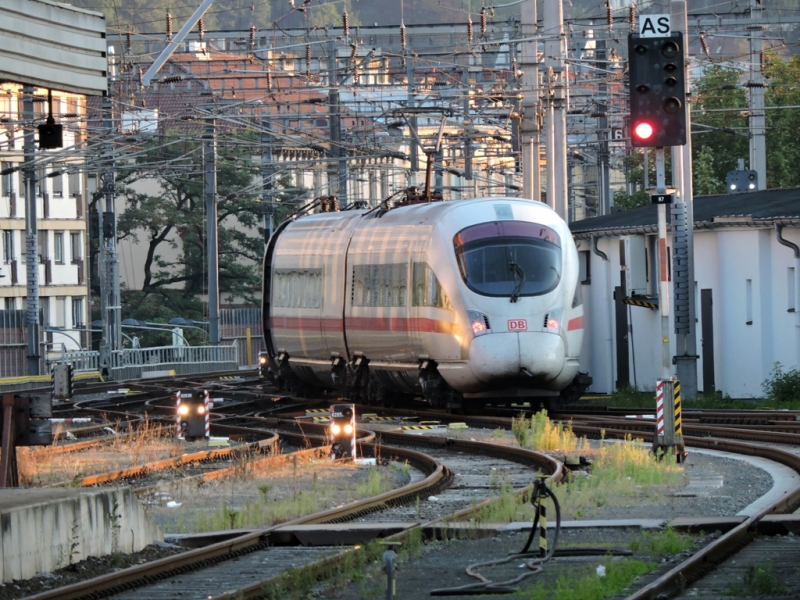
top-left (762, 363), bottom-right (800, 404)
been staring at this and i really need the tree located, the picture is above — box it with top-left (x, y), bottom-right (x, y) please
top-left (690, 64), bottom-right (749, 195)
top-left (764, 54), bottom-right (800, 188)
top-left (113, 132), bottom-right (265, 326)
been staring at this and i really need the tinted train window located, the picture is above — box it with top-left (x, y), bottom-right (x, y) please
top-left (453, 221), bottom-right (562, 298)
top-left (352, 264), bottom-right (407, 307)
top-left (412, 263), bottom-right (453, 311)
top-left (273, 269), bottom-right (322, 308)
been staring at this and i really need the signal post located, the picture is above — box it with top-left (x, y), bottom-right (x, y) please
top-left (629, 11), bottom-right (689, 461)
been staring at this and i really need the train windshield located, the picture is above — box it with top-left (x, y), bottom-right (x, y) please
top-left (453, 221), bottom-right (562, 298)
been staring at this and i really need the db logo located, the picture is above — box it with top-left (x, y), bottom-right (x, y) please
top-left (508, 319), bottom-right (528, 331)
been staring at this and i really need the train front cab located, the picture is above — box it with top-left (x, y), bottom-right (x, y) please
top-left (329, 403), bottom-right (356, 460)
top-left (176, 390), bottom-right (210, 441)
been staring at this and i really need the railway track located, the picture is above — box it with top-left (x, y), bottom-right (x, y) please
top-left (21, 427), bottom-right (561, 600)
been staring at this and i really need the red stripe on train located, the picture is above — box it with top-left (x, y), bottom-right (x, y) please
top-left (567, 316), bottom-right (584, 331)
top-left (270, 316), bottom-right (459, 335)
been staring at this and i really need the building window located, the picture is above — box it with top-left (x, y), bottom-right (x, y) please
top-left (789, 268), bottom-right (796, 313)
top-left (4, 298), bottom-right (14, 311)
top-left (55, 296), bottom-right (66, 328)
top-left (746, 279), bottom-right (753, 325)
top-left (52, 172), bottom-right (63, 197)
top-left (37, 230), bottom-right (48, 263)
top-left (72, 297), bottom-right (84, 329)
top-left (35, 167), bottom-right (45, 197)
top-left (70, 232), bottom-right (82, 261)
top-left (412, 263), bottom-right (453, 310)
top-left (1, 162), bottom-right (13, 196)
top-left (54, 232), bottom-right (64, 264)
top-left (272, 269), bottom-right (322, 309)
top-left (2, 230), bottom-right (13, 263)
top-left (352, 264), bottom-right (407, 307)
top-left (68, 172), bottom-right (81, 197)
top-left (41, 296), bottom-right (49, 326)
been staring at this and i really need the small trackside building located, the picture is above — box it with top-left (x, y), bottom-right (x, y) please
top-left (569, 187), bottom-right (800, 399)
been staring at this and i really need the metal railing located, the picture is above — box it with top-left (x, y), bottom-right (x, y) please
top-left (220, 307), bottom-right (264, 367)
top-left (47, 350), bottom-right (99, 373)
top-left (109, 343), bottom-right (239, 380)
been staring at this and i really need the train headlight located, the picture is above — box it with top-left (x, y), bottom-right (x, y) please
top-left (467, 310), bottom-right (490, 336)
top-left (331, 423), bottom-right (341, 435)
top-left (177, 404), bottom-right (189, 416)
top-left (259, 355), bottom-right (267, 365)
top-left (197, 405), bottom-right (206, 415)
top-left (344, 423), bottom-right (353, 435)
top-left (543, 308), bottom-right (562, 334)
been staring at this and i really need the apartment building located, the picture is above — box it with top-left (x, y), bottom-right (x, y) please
top-left (0, 84), bottom-right (89, 373)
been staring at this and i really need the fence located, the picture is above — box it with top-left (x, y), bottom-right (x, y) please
top-left (0, 310), bottom-right (46, 378)
top-left (220, 308), bottom-right (265, 367)
top-left (109, 344), bottom-right (239, 380)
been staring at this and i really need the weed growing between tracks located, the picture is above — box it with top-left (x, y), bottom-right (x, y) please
top-left (512, 410), bottom-right (589, 452)
top-left (509, 411), bottom-right (684, 520)
top-left (519, 558), bottom-right (657, 600)
top-left (156, 460), bottom-right (408, 533)
top-left (17, 419), bottom-right (178, 485)
top-left (725, 563), bottom-right (787, 596)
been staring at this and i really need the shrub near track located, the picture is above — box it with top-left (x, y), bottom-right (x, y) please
top-left (513, 411), bottom-right (684, 518)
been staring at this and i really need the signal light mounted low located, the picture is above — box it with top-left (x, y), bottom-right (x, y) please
top-left (628, 32), bottom-right (687, 148)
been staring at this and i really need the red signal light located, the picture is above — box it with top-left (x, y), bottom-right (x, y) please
top-left (634, 122), bottom-right (654, 140)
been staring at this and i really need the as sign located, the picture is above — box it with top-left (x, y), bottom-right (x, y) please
top-left (639, 14), bottom-right (671, 37)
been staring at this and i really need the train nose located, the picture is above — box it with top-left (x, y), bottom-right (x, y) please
top-left (468, 332), bottom-right (565, 384)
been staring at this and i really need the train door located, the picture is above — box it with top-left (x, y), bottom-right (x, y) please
top-left (613, 286), bottom-right (630, 389)
top-left (700, 289), bottom-right (715, 394)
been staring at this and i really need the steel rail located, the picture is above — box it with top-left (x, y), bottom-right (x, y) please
top-left (204, 434), bottom-right (565, 600)
top-left (21, 436), bottom-right (446, 600)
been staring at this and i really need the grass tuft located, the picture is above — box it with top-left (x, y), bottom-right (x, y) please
top-left (512, 410), bottom-right (589, 452)
top-left (521, 558), bottom-right (657, 600)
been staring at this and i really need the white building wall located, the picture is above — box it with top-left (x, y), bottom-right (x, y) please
top-left (579, 225), bottom-right (800, 399)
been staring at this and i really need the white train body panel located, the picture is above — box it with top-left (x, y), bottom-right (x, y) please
top-left (264, 198), bottom-right (584, 398)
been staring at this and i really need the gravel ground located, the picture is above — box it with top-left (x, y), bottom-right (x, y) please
top-left (327, 528), bottom-right (714, 600)
top-left (0, 543), bottom-right (186, 600)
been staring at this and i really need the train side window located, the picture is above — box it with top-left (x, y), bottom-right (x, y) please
top-left (578, 251), bottom-right (591, 285)
top-left (412, 263), bottom-right (454, 311)
top-left (352, 264), bottom-right (407, 307)
top-left (273, 269), bottom-right (322, 308)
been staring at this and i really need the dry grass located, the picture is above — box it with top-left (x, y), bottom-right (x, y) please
top-left (147, 454), bottom-right (408, 534)
top-left (17, 418), bottom-right (182, 486)
top-left (512, 410), bottom-right (590, 453)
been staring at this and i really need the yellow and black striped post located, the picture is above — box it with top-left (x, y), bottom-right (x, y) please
top-left (538, 503), bottom-right (547, 557)
top-left (673, 382), bottom-right (682, 436)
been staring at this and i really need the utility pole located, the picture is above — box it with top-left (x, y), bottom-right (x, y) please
top-left (597, 39), bottom-right (611, 215)
top-left (328, 41), bottom-right (345, 200)
top-left (261, 115), bottom-right (274, 242)
top-left (204, 118), bottom-right (220, 346)
top-left (22, 86), bottom-right (40, 375)
top-left (520, 0), bottom-right (541, 202)
top-left (749, 0), bottom-right (766, 188)
top-left (98, 89), bottom-right (121, 377)
top-left (407, 58), bottom-right (418, 187)
top-left (462, 68), bottom-right (473, 191)
top-left (671, 0), bottom-right (698, 401)
top-left (544, 0), bottom-right (568, 220)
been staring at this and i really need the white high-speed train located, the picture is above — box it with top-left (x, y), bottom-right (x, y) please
top-left (262, 198), bottom-right (590, 408)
